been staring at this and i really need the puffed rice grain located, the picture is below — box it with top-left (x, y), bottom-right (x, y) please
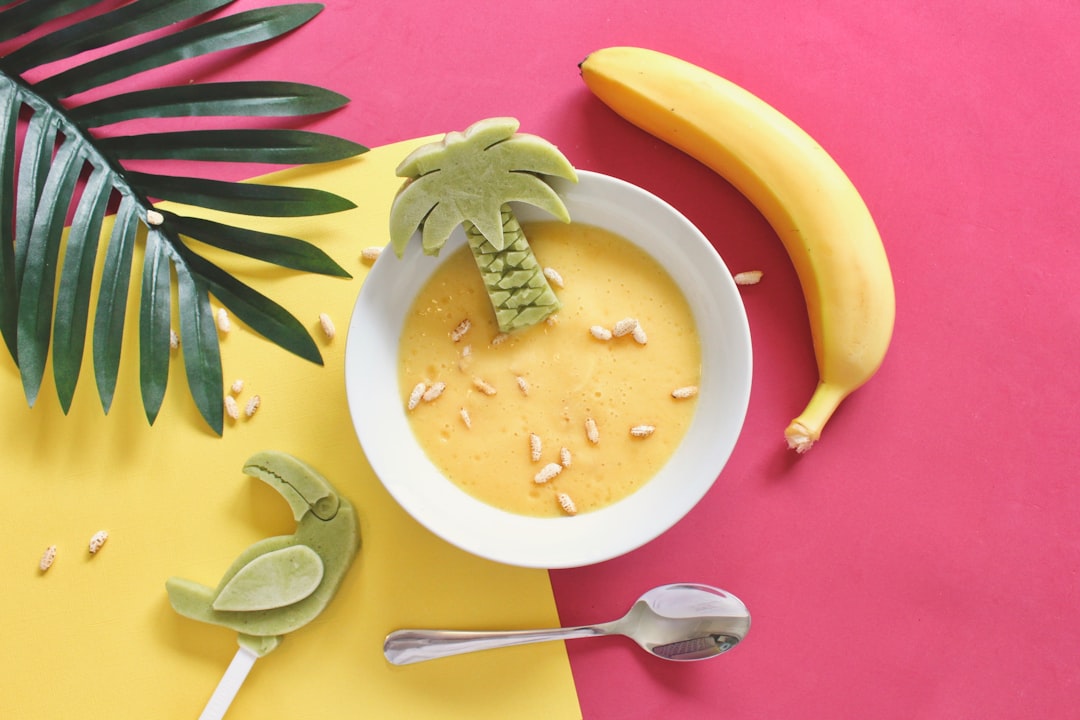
top-left (534, 462), bottom-right (563, 484)
top-left (39, 545), bottom-right (57, 572)
top-left (472, 377), bottom-right (497, 396)
top-left (88, 530), bottom-right (109, 555)
top-left (557, 492), bottom-right (578, 515)
top-left (319, 312), bottom-right (336, 340)
top-left (589, 325), bottom-right (613, 341)
top-left (407, 382), bottom-right (426, 411)
top-left (671, 385), bottom-right (699, 399)
top-left (585, 417), bottom-right (600, 444)
top-left (451, 318), bottom-right (471, 342)
top-left (529, 433), bottom-right (542, 462)
top-left (543, 267), bottom-right (564, 288)
top-left (224, 395), bottom-right (240, 420)
top-left (733, 270), bottom-right (764, 285)
top-left (216, 307), bottom-right (231, 333)
top-left (422, 382), bottom-right (446, 402)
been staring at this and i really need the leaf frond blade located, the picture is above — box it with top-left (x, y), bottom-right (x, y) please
top-left (166, 211), bottom-right (350, 277)
top-left (139, 229), bottom-right (173, 424)
top-left (53, 165), bottom-right (112, 412)
top-left (92, 196), bottom-right (140, 413)
top-left (127, 171), bottom-right (355, 217)
top-left (98, 129), bottom-right (366, 165)
top-left (175, 259), bottom-right (224, 435)
top-left (68, 81), bottom-right (350, 127)
top-left (0, 77), bottom-right (19, 357)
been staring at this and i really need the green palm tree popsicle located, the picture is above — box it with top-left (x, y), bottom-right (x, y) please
top-left (389, 117), bottom-right (578, 332)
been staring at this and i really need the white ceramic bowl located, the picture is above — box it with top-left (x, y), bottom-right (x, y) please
top-left (345, 170), bottom-right (752, 568)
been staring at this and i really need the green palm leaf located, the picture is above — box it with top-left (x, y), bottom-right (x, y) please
top-left (0, 1), bottom-right (367, 434)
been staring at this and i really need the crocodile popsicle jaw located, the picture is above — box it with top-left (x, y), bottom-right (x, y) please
top-left (243, 450), bottom-right (341, 522)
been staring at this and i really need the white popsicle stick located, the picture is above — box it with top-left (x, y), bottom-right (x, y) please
top-left (198, 646), bottom-right (259, 720)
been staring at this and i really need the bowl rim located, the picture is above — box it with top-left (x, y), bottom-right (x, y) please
top-left (344, 169), bottom-right (752, 568)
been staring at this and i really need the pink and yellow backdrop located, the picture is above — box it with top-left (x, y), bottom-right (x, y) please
top-left (2, 1), bottom-right (1077, 718)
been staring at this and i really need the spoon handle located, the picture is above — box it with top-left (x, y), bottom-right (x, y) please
top-left (384, 624), bottom-right (609, 665)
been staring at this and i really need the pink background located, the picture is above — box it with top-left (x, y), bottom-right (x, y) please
top-left (13, 1), bottom-right (1080, 718)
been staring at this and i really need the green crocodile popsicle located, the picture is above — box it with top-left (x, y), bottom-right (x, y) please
top-left (166, 451), bottom-right (360, 658)
top-left (388, 117), bottom-right (578, 333)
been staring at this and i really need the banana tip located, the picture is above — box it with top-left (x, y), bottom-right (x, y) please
top-left (784, 421), bottom-right (816, 453)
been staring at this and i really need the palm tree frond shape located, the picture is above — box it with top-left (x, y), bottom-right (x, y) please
top-left (388, 117), bottom-right (577, 332)
top-left (0, 1), bottom-right (367, 435)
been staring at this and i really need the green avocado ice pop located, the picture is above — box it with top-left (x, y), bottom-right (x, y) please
top-left (388, 116), bottom-right (578, 333)
top-left (166, 451), bottom-right (360, 719)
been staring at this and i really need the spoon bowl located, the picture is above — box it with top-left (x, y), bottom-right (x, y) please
top-left (383, 583), bottom-right (750, 665)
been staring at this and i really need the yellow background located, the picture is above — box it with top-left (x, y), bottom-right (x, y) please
top-left (0, 138), bottom-right (580, 719)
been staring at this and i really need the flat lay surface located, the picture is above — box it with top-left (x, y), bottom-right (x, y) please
top-left (2, 1), bottom-right (1078, 718)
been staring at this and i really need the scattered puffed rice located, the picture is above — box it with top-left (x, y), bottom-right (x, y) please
top-left (460, 407), bottom-right (472, 429)
top-left (319, 312), bottom-right (336, 340)
top-left (39, 545), bottom-right (57, 572)
top-left (360, 246), bottom-right (383, 264)
top-left (146, 209), bottom-right (164, 226)
top-left (472, 377), bottom-right (497, 396)
top-left (407, 382), bottom-right (427, 411)
top-left (734, 270), bottom-right (764, 285)
top-left (529, 433), bottom-right (542, 462)
top-left (672, 385), bottom-right (699, 399)
top-left (630, 424), bottom-right (656, 438)
top-left (585, 417), bottom-right (600, 444)
top-left (612, 317), bottom-right (638, 337)
top-left (491, 332), bottom-right (510, 346)
top-left (224, 395), bottom-right (240, 420)
top-left (451, 318), bottom-right (471, 342)
top-left (543, 267), bottom-right (564, 288)
top-left (422, 381), bottom-right (446, 402)
top-left (516, 375), bottom-right (530, 396)
top-left (631, 324), bottom-right (648, 345)
top-left (589, 325), bottom-right (613, 341)
top-left (534, 462), bottom-right (563, 484)
top-left (245, 394), bottom-right (261, 418)
top-left (216, 307), bottom-right (231, 333)
top-left (557, 492), bottom-right (578, 515)
top-left (560, 447), bottom-right (572, 468)
top-left (230, 379), bottom-right (244, 395)
top-left (169, 328), bottom-right (179, 350)
top-left (88, 530), bottom-right (109, 555)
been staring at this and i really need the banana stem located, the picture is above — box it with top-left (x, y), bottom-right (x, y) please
top-left (784, 383), bottom-right (850, 453)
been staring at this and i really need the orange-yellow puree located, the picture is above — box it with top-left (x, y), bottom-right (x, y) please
top-left (398, 222), bottom-right (700, 517)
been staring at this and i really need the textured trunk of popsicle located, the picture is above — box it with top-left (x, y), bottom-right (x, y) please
top-left (464, 205), bottom-right (561, 332)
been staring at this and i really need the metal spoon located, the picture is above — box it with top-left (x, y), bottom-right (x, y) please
top-left (383, 583), bottom-right (750, 665)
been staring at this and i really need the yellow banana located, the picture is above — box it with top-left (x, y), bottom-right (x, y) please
top-left (580, 46), bottom-right (895, 452)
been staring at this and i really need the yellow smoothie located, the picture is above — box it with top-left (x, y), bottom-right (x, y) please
top-left (398, 221), bottom-right (701, 517)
